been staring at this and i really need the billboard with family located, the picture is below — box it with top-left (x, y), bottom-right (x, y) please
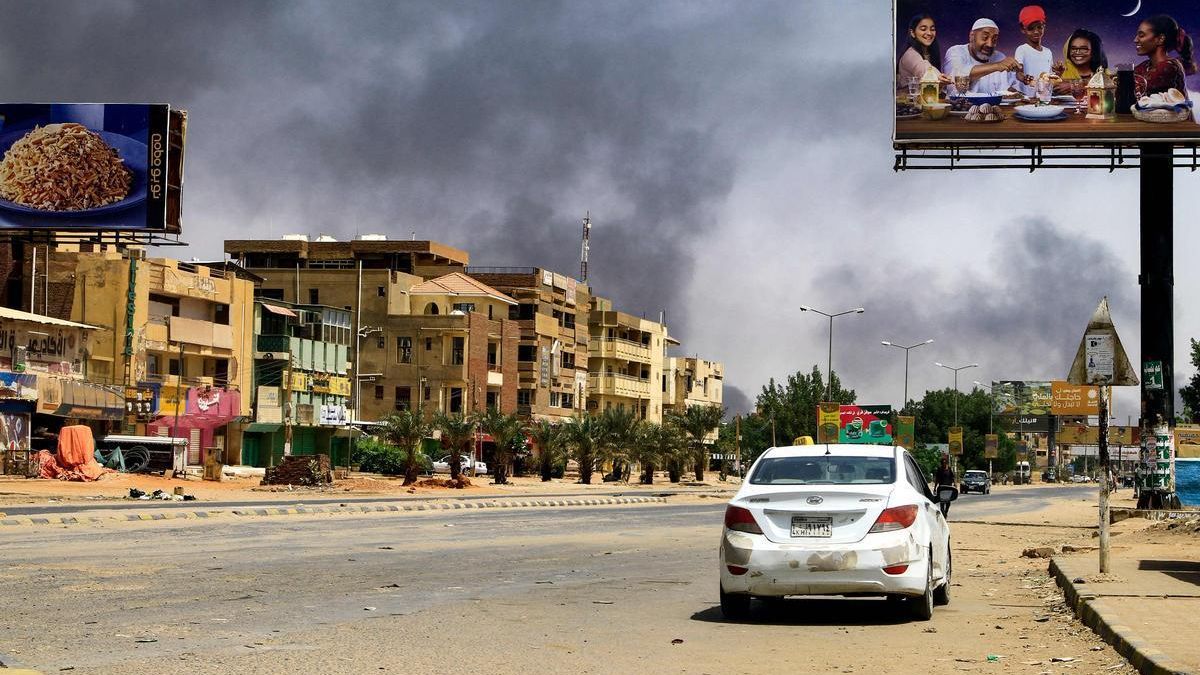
top-left (894, 1), bottom-right (1200, 144)
top-left (0, 104), bottom-right (171, 230)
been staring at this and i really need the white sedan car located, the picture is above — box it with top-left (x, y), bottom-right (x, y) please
top-left (432, 455), bottom-right (488, 475)
top-left (719, 444), bottom-right (954, 621)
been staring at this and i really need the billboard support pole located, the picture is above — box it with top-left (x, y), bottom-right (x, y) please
top-left (1138, 143), bottom-right (1180, 509)
top-left (1099, 383), bottom-right (1111, 573)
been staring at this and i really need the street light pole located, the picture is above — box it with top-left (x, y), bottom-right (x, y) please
top-left (881, 339), bottom-right (934, 411)
top-left (800, 305), bottom-right (865, 401)
top-left (935, 361), bottom-right (979, 426)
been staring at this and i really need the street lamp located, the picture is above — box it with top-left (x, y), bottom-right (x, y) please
top-left (881, 338), bottom-right (934, 411)
top-left (935, 361), bottom-right (979, 426)
top-left (800, 305), bottom-right (865, 401)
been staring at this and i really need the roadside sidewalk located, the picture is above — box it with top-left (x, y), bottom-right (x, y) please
top-left (1052, 517), bottom-right (1200, 675)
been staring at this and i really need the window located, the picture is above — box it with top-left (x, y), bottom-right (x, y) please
top-left (214, 303), bottom-right (230, 325)
top-left (395, 386), bottom-right (411, 411)
top-left (451, 337), bottom-right (465, 365)
top-left (517, 345), bottom-right (536, 362)
top-left (517, 390), bottom-right (532, 406)
top-left (486, 391), bottom-right (498, 409)
top-left (398, 336), bottom-right (412, 364)
top-left (308, 288), bottom-right (319, 304)
top-left (258, 288), bottom-right (284, 301)
top-left (750, 456), bottom-right (897, 485)
top-left (559, 351), bottom-right (575, 369)
top-left (512, 303), bottom-right (536, 320)
top-left (488, 305), bottom-right (493, 320)
top-left (168, 358), bottom-right (181, 376)
top-left (377, 286), bottom-right (386, 297)
top-left (562, 313), bottom-right (575, 328)
top-left (452, 302), bottom-right (476, 314)
top-left (377, 335), bottom-right (385, 349)
top-left (147, 354), bottom-right (161, 375)
top-left (487, 343), bottom-right (498, 367)
top-left (550, 391), bottom-right (561, 408)
top-left (375, 385), bottom-right (384, 399)
top-left (425, 337), bottom-right (433, 351)
top-left (424, 384), bottom-right (431, 401)
top-left (561, 393), bottom-right (574, 409)
top-left (449, 387), bottom-right (463, 413)
top-left (423, 302), bottom-right (439, 315)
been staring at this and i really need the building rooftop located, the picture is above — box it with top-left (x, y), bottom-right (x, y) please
top-left (225, 237), bottom-right (469, 265)
top-left (408, 273), bottom-right (518, 305)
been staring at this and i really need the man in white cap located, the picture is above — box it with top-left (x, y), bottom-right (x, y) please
top-left (943, 18), bottom-right (1022, 95)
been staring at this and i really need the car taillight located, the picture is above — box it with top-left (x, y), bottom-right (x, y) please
top-left (724, 505), bottom-right (763, 534)
top-left (882, 564), bottom-right (909, 575)
top-left (869, 504), bottom-right (918, 533)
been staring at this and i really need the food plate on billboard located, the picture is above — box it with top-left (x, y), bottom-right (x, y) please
top-left (894, 1), bottom-right (1200, 146)
top-left (0, 104), bottom-right (169, 230)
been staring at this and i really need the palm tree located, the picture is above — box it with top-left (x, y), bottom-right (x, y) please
top-left (633, 421), bottom-right (684, 484)
top-left (599, 406), bottom-right (640, 481)
top-left (562, 413), bottom-right (602, 484)
top-left (528, 419), bottom-right (563, 482)
top-left (379, 408), bottom-right (431, 486)
top-left (434, 412), bottom-right (475, 483)
top-left (477, 407), bottom-right (525, 485)
top-left (673, 404), bottom-right (725, 481)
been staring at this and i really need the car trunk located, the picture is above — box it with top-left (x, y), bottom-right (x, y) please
top-left (745, 484), bottom-right (896, 545)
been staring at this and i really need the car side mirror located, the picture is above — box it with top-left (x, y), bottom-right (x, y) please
top-left (937, 486), bottom-right (958, 503)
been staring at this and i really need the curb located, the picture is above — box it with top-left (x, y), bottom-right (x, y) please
top-left (1049, 557), bottom-right (1193, 675)
top-left (0, 495), bottom-right (668, 528)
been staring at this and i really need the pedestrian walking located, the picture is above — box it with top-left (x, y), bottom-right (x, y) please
top-left (933, 454), bottom-right (956, 517)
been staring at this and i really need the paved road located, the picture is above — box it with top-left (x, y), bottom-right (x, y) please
top-left (0, 484), bottom-right (1111, 674)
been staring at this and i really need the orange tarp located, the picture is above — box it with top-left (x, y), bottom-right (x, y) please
top-left (35, 425), bottom-right (113, 482)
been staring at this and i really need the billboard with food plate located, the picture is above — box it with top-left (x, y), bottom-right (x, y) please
top-left (894, 1), bottom-right (1200, 145)
top-left (0, 104), bottom-right (171, 231)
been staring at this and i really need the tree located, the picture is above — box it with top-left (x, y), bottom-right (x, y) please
top-left (1179, 338), bottom-right (1200, 423)
top-left (599, 406), bottom-right (641, 481)
top-left (908, 386), bottom-right (1016, 476)
top-left (379, 409), bottom-right (431, 485)
top-left (632, 421), bottom-right (685, 484)
top-left (753, 366), bottom-right (856, 455)
top-left (434, 412), bottom-right (474, 483)
top-left (528, 420), bottom-right (564, 482)
top-left (477, 407), bottom-right (525, 485)
top-left (562, 413), bottom-right (602, 484)
top-left (671, 404), bottom-right (724, 481)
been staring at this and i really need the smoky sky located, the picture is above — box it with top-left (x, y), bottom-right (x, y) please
top-left (2, 2), bottom-right (1197, 410)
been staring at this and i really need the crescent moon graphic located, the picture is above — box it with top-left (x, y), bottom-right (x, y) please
top-left (1122, 0), bottom-right (1141, 17)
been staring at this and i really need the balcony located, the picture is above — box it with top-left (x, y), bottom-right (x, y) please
top-left (169, 316), bottom-right (233, 350)
top-left (588, 337), bottom-right (650, 364)
top-left (256, 334), bottom-right (291, 357)
top-left (588, 372), bottom-right (651, 399)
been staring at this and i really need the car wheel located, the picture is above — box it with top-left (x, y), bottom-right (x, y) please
top-left (985, 487), bottom-right (990, 495)
top-left (719, 585), bottom-right (751, 620)
top-left (933, 546), bottom-right (951, 606)
top-left (909, 553), bottom-right (934, 621)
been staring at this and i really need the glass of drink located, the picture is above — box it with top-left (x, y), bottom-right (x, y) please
top-left (954, 74), bottom-right (970, 97)
top-left (906, 77), bottom-right (919, 105)
top-left (1036, 77), bottom-right (1052, 105)
top-left (1070, 79), bottom-right (1086, 114)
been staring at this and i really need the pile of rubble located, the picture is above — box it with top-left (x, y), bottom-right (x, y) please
top-left (261, 454), bottom-right (333, 486)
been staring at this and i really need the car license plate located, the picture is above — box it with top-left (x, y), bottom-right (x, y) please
top-left (790, 516), bottom-right (832, 537)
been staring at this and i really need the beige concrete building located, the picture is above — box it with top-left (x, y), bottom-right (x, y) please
top-left (466, 267), bottom-right (589, 422)
top-left (586, 296), bottom-right (677, 423)
top-left (225, 236), bottom-right (520, 422)
top-left (665, 356), bottom-right (725, 442)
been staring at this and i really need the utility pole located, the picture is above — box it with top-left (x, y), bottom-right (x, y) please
top-left (283, 342), bottom-right (294, 459)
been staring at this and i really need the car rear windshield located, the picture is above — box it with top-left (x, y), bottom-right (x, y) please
top-left (965, 471), bottom-right (987, 478)
top-left (749, 455), bottom-right (896, 485)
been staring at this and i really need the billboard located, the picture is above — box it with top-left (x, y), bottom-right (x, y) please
top-left (0, 104), bottom-right (171, 231)
top-left (993, 380), bottom-right (1051, 416)
top-left (948, 426), bottom-right (963, 455)
top-left (1050, 381), bottom-right (1103, 416)
top-left (838, 405), bottom-right (893, 444)
top-left (817, 402), bottom-right (840, 444)
top-left (894, 2), bottom-right (1200, 146)
top-left (985, 433), bottom-right (999, 458)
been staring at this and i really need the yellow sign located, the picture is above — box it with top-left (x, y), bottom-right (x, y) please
top-left (948, 427), bottom-right (963, 456)
top-left (1050, 381), bottom-right (1102, 416)
top-left (817, 402), bottom-right (840, 444)
top-left (984, 433), bottom-right (998, 459)
top-left (1175, 424), bottom-right (1200, 447)
top-left (288, 371), bottom-right (309, 391)
top-left (329, 376), bottom-right (351, 397)
top-left (1057, 424), bottom-right (1138, 446)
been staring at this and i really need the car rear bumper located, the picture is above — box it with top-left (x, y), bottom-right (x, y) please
top-left (719, 528), bottom-right (927, 597)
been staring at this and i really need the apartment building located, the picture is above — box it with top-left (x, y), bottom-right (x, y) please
top-left (240, 299), bottom-right (353, 467)
top-left (466, 267), bottom-right (589, 421)
top-left (586, 296), bottom-right (677, 423)
top-left (225, 235), bottom-right (520, 421)
top-left (665, 357), bottom-right (725, 442)
top-left (47, 251), bottom-right (256, 464)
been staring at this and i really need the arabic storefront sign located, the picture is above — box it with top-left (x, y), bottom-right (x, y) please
top-left (1057, 424), bottom-right (1138, 446)
top-left (1050, 381), bottom-right (1102, 416)
top-left (817, 402), bottom-right (840, 444)
top-left (1143, 361), bottom-right (1165, 391)
top-left (1010, 415), bottom-right (1056, 433)
top-left (123, 386), bottom-right (156, 422)
top-left (329, 376), bottom-right (351, 397)
top-left (288, 371), bottom-right (309, 392)
top-left (320, 404), bottom-right (347, 426)
top-left (839, 405), bottom-right (893, 445)
top-left (256, 386), bottom-right (282, 423)
top-left (0, 372), bottom-right (37, 401)
top-left (311, 372), bottom-right (331, 394)
top-left (984, 434), bottom-right (999, 459)
top-left (0, 322), bottom-right (84, 374)
top-left (297, 403), bottom-right (315, 426)
top-left (948, 427), bottom-right (963, 456)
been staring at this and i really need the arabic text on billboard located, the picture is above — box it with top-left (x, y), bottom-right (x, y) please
top-left (839, 405), bottom-right (893, 445)
top-left (0, 104), bottom-right (169, 231)
top-left (894, 2), bottom-right (1200, 146)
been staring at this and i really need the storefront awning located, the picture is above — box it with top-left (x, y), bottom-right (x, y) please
top-left (244, 423), bottom-right (282, 433)
top-left (261, 304), bottom-right (298, 318)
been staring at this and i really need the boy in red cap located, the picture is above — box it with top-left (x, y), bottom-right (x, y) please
top-left (1015, 5), bottom-right (1053, 96)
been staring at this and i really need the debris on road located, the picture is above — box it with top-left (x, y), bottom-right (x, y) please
top-left (261, 454), bottom-right (333, 486)
top-left (671, 638), bottom-right (684, 645)
top-left (1022, 547), bottom-right (1056, 559)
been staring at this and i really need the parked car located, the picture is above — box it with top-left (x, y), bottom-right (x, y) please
top-left (1070, 474), bottom-right (1093, 483)
top-left (959, 469), bottom-right (991, 495)
top-left (1041, 468), bottom-right (1058, 483)
top-left (432, 455), bottom-right (488, 475)
top-left (719, 444), bottom-right (953, 621)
